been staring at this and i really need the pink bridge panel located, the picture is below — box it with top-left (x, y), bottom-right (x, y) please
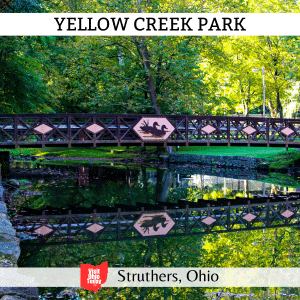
top-left (34, 124), bottom-right (53, 134)
top-left (243, 126), bottom-right (256, 135)
top-left (133, 118), bottom-right (175, 141)
top-left (134, 212), bottom-right (175, 237)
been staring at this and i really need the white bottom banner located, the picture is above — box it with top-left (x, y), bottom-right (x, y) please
top-left (1, 268), bottom-right (300, 287)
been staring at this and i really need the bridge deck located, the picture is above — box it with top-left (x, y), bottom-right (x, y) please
top-left (1, 114), bottom-right (300, 148)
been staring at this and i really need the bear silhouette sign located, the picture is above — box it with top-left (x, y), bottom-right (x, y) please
top-left (133, 117), bottom-right (175, 141)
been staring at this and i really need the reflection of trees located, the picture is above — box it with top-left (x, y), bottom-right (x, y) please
top-left (154, 167), bottom-right (164, 201)
top-left (159, 170), bottom-right (174, 202)
top-left (19, 235), bottom-right (205, 267)
top-left (244, 180), bottom-right (249, 198)
top-left (74, 287), bottom-right (206, 299)
top-left (202, 227), bottom-right (300, 268)
top-left (78, 287), bottom-right (206, 299)
top-left (21, 225), bottom-right (300, 298)
top-left (141, 166), bottom-right (148, 198)
top-left (18, 225), bottom-right (300, 298)
top-left (15, 165), bottom-right (287, 212)
top-left (19, 235), bottom-right (206, 300)
top-left (15, 165), bottom-right (180, 210)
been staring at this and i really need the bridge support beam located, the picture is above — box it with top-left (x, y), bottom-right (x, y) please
top-left (0, 151), bottom-right (10, 179)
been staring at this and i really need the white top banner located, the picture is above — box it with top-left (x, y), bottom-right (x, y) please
top-left (0, 13), bottom-right (299, 36)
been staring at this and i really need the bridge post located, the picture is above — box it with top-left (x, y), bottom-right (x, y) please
top-left (227, 201), bottom-right (231, 231)
top-left (41, 116), bottom-right (45, 148)
top-left (285, 199), bottom-right (289, 225)
top-left (41, 134), bottom-right (45, 148)
top-left (117, 208), bottom-right (121, 239)
top-left (41, 210), bottom-right (46, 245)
top-left (117, 115), bottom-right (121, 147)
top-left (247, 200), bottom-right (251, 229)
top-left (206, 203), bottom-right (211, 233)
top-left (0, 151), bottom-right (10, 179)
top-left (266, 199), bottom-right (270, 227)
top-left (67, 116), bottom-right (71, 148)
top-left (185, 205), bottom-right (189, 234)
top-left (185, 116), bottom-right (189, 146)
top-left (93, 116), bottom-right (96, 148)
top-left (227, 119), bottom-right (231, 146)
top-left (68, 210), bottom-right (72, 242)
top-left (14, 115), bottom-right (18, 149)
top-left (247, 131), bottom-right (250, 147)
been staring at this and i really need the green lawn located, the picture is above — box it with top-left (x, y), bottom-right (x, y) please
top-left (1, 145), bottom-right (296, 160)
top-left (0, 146), bottom-right (133, 159)
top-left (0, 146), bottom-right (159, 160)
top-left (177, 146), bottom-right (295, 159)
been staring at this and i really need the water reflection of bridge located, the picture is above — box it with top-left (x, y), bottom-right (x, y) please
top-left (13, 194), bottom-right (300, 246)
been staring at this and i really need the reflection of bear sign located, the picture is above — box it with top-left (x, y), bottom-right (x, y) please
top-left (134, 212), bottom-right (175, 236)
top-left (140, 214), bottom-right (168, 234)
top-left (133, 117), bottom-right (175, 141)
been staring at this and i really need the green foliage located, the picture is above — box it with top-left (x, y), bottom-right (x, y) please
top-left (6, 1), bottom-right (300, 298)
top-left (3, 0), bottom-right (300, 117)
top-left (3, 0), bottom-right (44, 13)
top-left (264, 151), bottom-right (300, 169)
top-left (0, 36), bottom-right (59, 113)
top-left (261, 172), bottom-right (300, 187)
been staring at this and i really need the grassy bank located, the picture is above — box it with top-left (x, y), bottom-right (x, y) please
top-left (177, 146), bottom-right (293, 158)
top-left (4, 145), bottom-right (291, 159)
top-left (177, 146), bottom-right (300, 170)
top-left (3, 145), bottom-right (300, 170)
top-left (0, 146), bottom-right (153, 160)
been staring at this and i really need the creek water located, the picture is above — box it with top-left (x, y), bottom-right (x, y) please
top-left (6, 161), bottom-right (300, 272)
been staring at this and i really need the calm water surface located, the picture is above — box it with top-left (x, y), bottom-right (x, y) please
top-left (7, 162), bottom-right (300, 272)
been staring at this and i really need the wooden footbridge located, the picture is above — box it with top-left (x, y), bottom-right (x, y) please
top-left (1, 114), bottom-right (300, 149)
top-left (12, 193), bottom-right (300, 246)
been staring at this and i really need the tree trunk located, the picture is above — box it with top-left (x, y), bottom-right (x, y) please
top-left (276, 90), bottom-right (283, 118)
top-left (134, 37), bottom-right (160, 115)
top-left (243, 99), bottom-right (249, 117)
top-left (245, 82), bottom-right (251, 116)
top-left (268, 101), bottom-right (276, 118)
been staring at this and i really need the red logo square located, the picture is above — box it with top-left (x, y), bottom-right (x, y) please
top-left (80, 262), bottom-right (108, 292)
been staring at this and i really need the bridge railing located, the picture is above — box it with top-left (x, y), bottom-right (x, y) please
top-left (1, 114), bottom-right (300, 148)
